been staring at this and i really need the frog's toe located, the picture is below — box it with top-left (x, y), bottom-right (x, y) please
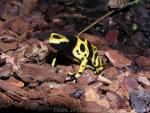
top-left (65, 74), bottom-right (77, 83)
top-left (96, 66), bottom-right (104, 74)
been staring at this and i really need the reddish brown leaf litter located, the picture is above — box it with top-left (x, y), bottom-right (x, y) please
top-left (0, 0), bottom-right (150, 113)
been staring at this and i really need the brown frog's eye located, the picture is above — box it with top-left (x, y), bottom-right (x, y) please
top-left (53, 35), bottom-right (61, 39)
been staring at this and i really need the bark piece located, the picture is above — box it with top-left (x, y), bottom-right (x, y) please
top-left (15, 63), bottom-right (65, 83)
top-left (129, 90), bottom-right (150, 113)
top-left (108, 81), bottom-right (120, 92)
top-left (0, 53), bottom-right (18, 70)
top-left (105, 49), bottom-right (132, 68)
top-left (82, 101), bottom-right (109, 113)
top-left (81, 33), bottom-right (107, 49)
top-left (130, 32), bottom-right (149, 50)
top-left (7, 76), bottom-right (24, 88)
top-left (106, 92), bottom-right (127, 109)
top-left (136, 56), bottom-right (150, 68)
top-left (0, 64), bottom-right (11, 78)
top-left (24, 42), bottom-right (49, 64)
top-left (121, 76), bottom-right (138, 92)
top-left (108, 0), bottom-right (128, 8)
top-left (0, 92), bottom-right (13, 108)
top-left (138, 76), bottom-right (150, 87)
top-left (0, 42), bottom-right (18, 52)
top-left (10, 18), bottom-right (30, 36)
top-left (105, 30), bottom-right (118, 45)
top-left (78, 70), bottom-right (97, 86)
top-left (103, 67), bottom-right (118, 79)
top-left (85, 84), bottom-right (110, 108)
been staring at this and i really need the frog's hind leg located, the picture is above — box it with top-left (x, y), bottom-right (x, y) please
top-left (96, 66), bottom-right (104, 74)
top-left (65, 58), bottom-right (88, 83)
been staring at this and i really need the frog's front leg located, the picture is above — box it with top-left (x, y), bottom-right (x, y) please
top-left (95, 58), bottom-right (106, 74)
top-left (65, 58), bottom-right (88, 83)
top-left (52, 57), bottom-right (57, 67)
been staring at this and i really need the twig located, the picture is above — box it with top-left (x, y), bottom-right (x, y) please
top-left (77, 10), bottom-right (115, 36)
top-left (55, 13), bottom-right (87, 19)
top-left (97, 69), bottom-right (112, 84)
top-left (77, 0), bottom-right (140, 36)
top-left (97, 75), bottom-right (112, 84)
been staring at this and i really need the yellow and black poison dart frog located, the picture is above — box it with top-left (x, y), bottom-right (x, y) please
top-left (48, 33), bottom-right (105, 82)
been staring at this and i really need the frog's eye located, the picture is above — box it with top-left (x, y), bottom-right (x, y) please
top-left (53, 35), bottom-right (61, 39)
top-left (49, 33), bottom-right (69, 44)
